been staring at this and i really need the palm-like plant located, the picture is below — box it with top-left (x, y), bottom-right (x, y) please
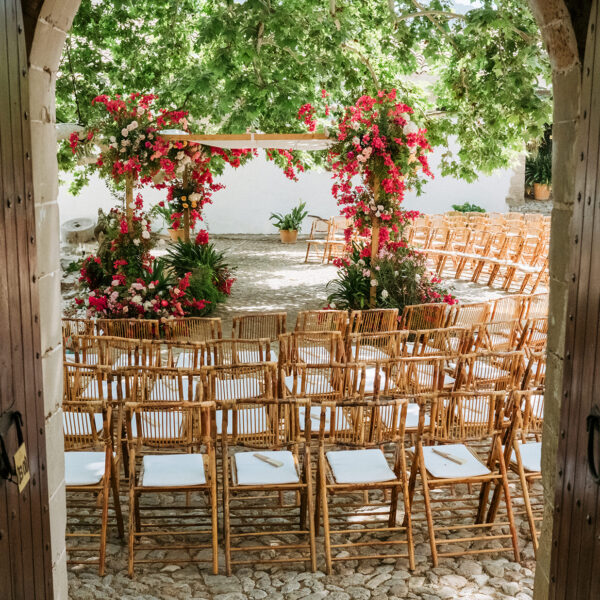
top-left (163, 240), bottom-right (232, 280)
top-left (269, 201), bottom-right (308, 231)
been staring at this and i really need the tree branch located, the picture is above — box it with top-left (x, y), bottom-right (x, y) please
top-left (342, 43), bottom-right (380, 88)
top-left (395, 10), bottom-right (467, 22)
top-left (410, 0), bottom-right (458, 51)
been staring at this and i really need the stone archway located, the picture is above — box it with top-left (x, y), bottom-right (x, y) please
top-left (19, 1), bottom-right (588, 597)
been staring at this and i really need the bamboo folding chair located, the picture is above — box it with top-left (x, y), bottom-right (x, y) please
top-left (204, 338), bottom-right (275, 365)
top-left (304, 217), bottom-right (333, 263)
top-left (406, 327), bottom-right (471, 358)
top-left (63, 318), bottom-right (96, 358)
top-left (345, 330), bottom-right (409, 363)
top-left (294, 309), bottom-right (347, 333)
top-left (453, 351), bottom-right (525, 391)
top-left (280, 331), bottom-right (345, 366)
top-left (520, 317), bottom-right (548, 353)
top-left (473, 320), bottom-right (522, 352)
top-left (470, 232), bottom-right (509, 284)
top-left (125, 400), bottom-right (218, 575)
top-left (96, 318), bottom-right (160, 340)
top-left (163, 340), bottom-right (206, 369)
top-left (315, 398), bottom-right (415, 573)
top-left (221, 397), bottom-right (316, 574)
top-left (348, 308), bottom-right (399, 333)
top-left (63, 400), bottom-right (124, 575)
top-left (452, 229), bottom-right (490, 280)
top-left (72, 335), bottom-right (148, 368)
top-left (221, 398), bottom-right (316, 575)
top-left (490, 294), bottom-right (527, 322)
top-left (400, 303), bottom-right (448, 330)
top-left (137, 366), bottom-right (199, 403)
top-left (504, 391), bottom-right (544, 555)
top-left (232, 312), bottom-right (287, 341)
top-left (408, 391), bottom-right (519, 566)
top-left (165, 317), bottom-right (223, 342)
top-left (523, 292), bottom-right (549, 319)
top-left (446, 301), bottom-right (491, 328)
top-left (521, 351), bottom-right (546, 390)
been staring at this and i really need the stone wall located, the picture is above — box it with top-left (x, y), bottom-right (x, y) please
top-left (28, 1), bottom-right (81, 598)
top-left (527, 1), bottom-right (583, 598)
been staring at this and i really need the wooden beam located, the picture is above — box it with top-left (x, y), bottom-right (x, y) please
top-left (159, 132), bottom-right (330, 142)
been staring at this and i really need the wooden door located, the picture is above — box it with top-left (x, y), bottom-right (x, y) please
top-left (550, 0), bottom-right (600, 597)
top-left (0, 0), bottom-right (54, 597)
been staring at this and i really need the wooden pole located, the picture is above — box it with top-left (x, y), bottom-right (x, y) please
top-left (369, 176), bottom-right (381, 308)
top-left (183, 167), bottom-right (191, 243)
top-left (125, 173), bottom-right (134, 230)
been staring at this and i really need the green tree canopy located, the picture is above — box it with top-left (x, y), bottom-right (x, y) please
top-left (57, 0), bottom-right (551, 181)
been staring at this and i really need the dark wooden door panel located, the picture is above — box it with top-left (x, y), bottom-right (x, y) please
top-left (0, 0), bottom-right (53, 598)
top-left (550, 0), bottom-right (600, 597)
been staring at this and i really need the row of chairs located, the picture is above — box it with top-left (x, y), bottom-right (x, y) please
top-left (66, 319), bottom-right (547, 378)
top-left (63, 292), bottom-right (548, 345)
top-left (406, 225), bottom-right (549, 294)
top-left (63, 389), bottom-right (543, 575)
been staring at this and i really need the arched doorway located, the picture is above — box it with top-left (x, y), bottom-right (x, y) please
top-left (0, 1), bottom-right (592, 597)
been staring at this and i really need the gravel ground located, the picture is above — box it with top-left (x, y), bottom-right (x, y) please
top-left (64, 234), bottom-right (537, 600)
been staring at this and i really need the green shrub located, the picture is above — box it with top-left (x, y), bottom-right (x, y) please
top-left (451, 202), bottom-right (486, 213)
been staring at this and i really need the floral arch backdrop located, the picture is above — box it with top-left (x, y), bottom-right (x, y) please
top-left (67, 89), bottom-right (452, 323)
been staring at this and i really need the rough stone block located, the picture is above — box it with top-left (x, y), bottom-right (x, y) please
top-left (28, 66), bottom-right (54, 122)
top-left (45, 407), bottom-right (65, 499)
top-left (29, 19), bottom-right (66, 74)
top-left (52, 549), bottom-right (68, 600)
top-left (42, 345), bottom-right (63, 416)
top-left (39, 0), bottom-right (81, 33)
top-left (48, 480), bottom-right (67, 574)
top-left (35, 200), bottom-right (61, 277)
top-left (38, 270), bottom-right (62, 353)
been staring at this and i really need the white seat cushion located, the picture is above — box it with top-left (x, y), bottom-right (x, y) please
top-left (472, 360), bottom-right (510, 380)
top-left (326, 449), bottom-right (396, 484)
top-left (299, 405), bottom-right (349, 432)
top-left (414, 365), bottom-right (455, 388)
top-left (62, 411), bottom-right (104, 436)
top-left (215, 406), bottom-right (267, 435)
top-left (142, 454), bottom-right (206, 487)
top-left (215, 376), bottom-right (263, 401)
top-left (65, 451), bottom-right (106, 486)
top-left (405, 403), bottom-right (430, 430)
top-left (512, 441), bottom-right (541, 473)
top-left (421, 444), bottom-right (491, 479)
top-left (234, 450), bottom-right (299, 485)
top-left (284, 374), bottom-right (335, 395)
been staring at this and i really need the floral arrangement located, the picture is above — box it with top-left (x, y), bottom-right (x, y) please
top-left (74, 205), bottom-right (214, 319)
top-left (327, 244), bottom-right (455, 312)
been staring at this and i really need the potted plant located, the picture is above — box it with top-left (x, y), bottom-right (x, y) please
top-left (150, 202), bottom-right (186, 241)
top-left (525, 151), bottom-right (552, 200)
top-left (269, 201), bottom-right (308, 244)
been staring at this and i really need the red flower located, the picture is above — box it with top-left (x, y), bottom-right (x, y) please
top-left (195, 229), bottom-right (209, 245)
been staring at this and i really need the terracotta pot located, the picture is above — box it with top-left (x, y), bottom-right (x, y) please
top-left (279, 229), bottom-right (298, 244)
top-left (533, 183), bottom-right (551, 201)
top-left (168, 228), bottom-right (186, 242)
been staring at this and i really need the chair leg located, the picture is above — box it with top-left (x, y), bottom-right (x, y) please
top-left (418, 449), bottom-right (438, 567)
top-left (111, 470), bottom-right (125, 539)
top-left (494, 439), bottom-right (520, 562)
top-left (401, 479), bottom-right (415, 571)
top-left (319, 460), bottom-right (332, 574)
top-left (210, 455), bottom-right (219, 575)
top-left (128, 486), bottom-right (136, 577)
top-left (514, 450), bottom-right (539, 555)
top-left (305, 459), bottom-right (317, 572)
top-left (223, 471), bottom-right (232, 576)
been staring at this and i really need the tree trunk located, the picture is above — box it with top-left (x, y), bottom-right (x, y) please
top-left (369, 176), bottom-right (381, 308)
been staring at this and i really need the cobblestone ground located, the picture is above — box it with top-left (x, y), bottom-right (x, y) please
top-left (64, 235), bottom-right (536, 600)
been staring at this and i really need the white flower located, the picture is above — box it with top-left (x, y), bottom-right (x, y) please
top-left (176, 151), bottom-right (184, 161)
top-left (370, 279), bottom-right (378, 287)
top-left (381, 289), bottom-right (389, 299)
top-left (132, 295), bottom-right (142, 304)
top-left (121, 128), bottom-right (129, 137)
top-left (137, 107), bottom-right (145, 116)
top-left (121, 139), bottom-right (130, 147)
top-left (141, 230), bottom-right (150, 240)
top-left (128, 120), bottom-right (138, 130)
top-left (357, 259), bottom-right (365, 266)
top-left (352, 136), bottom-right (360, 145)
top-left (110, 143), bottom-right (117, 149)
top-left (403, 121), bottom-right (419, 136)
top-left (109, 136), bottom-right (116, 143)
top-left (111, 280), bottom-right (119, 287)
top-left (363, 147), bottom-right (372, 158)
top-left (144, 301), bottom-right (152, 310)
top-left (378, 205), bottom-right (384, 211)
top-left (329, 302), bottom-right (336, 309)
top-left (375, 211), bottom-right (381, 217)
top-left (133, 238), bottom-right (140, 246)
top-left (189, 192), bottom-right (202, 202)
top-left (148, 282), bottom-right (155, 290)
top-left (129, 202), bottom-right (135, 209)
top-left (394, 271), bottom-right (399, 277)
top-left (375, 265), bottom-right (380, 271)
